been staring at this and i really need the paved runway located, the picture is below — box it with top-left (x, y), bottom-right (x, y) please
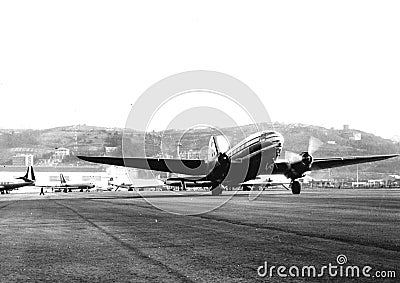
top-left (1, 189), bottom-right (399, 282)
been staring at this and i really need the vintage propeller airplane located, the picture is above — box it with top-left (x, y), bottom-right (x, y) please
top-left (0, 166), bottom-right (36, 194)
top-left (78, 130), bottom-right (399, 195)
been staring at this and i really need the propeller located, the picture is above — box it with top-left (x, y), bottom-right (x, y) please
top-left (285, 150), bottom-right (302, 163)
top-left (285, 136), bottom-right (323, 163)
top-left (214, 135), bottom-right (231, 164)
top-left (208, 135), bottom-right (230, 161)
top-left (308, 136), bottom-right (323, 155)
top-left (212, 136), bottom-right (220, 155)
top-left (283, 136), bottom-right (323, 180)
top-left (206, 135), bottom-right (231, 185)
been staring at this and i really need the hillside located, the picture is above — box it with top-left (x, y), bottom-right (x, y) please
top-left (1, 123), bottom-right (399, 179)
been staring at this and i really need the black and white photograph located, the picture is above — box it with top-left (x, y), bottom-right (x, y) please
top-left (0, 1), bottom-right (399, 282)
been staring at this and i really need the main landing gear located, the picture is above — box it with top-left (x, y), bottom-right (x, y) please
top-left (291, 180), bottom-right (301, 195)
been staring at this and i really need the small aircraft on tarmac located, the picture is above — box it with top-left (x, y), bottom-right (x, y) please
top-left (0, 166), bottom-right (36, 194)
top-left (78, 130), bottom-right (399, 195)
top-left (107, 177), bottom-right (165, 191)
top-left (37, 173), bottom-right (95, 193)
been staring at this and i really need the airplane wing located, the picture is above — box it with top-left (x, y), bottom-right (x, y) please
top-left (77, 156), bottom-right (208, 175)
top-left (273, 154), bottom-right (399, 175)
top-left (311, 154), bottom-right (399, 170)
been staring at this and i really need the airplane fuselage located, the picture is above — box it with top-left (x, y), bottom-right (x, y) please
top-left (0, 180), bottom-right (34, 192)
top-left (202, 130), bottom-right (284, 188)
top-left (60, 183), bottom-right (95, 188)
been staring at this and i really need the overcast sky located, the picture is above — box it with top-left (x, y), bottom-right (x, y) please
top-left (0, 1), bottom-right (399, 138)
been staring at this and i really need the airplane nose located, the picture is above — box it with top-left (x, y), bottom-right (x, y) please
top-left (267, 131), bottom-right (284, 144)
top-left (260, 131), bottom-right (284, 145)
top-left (274, 132), bottom-right (284, 143)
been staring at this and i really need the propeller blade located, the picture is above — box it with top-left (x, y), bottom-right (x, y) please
top-left (215, 135), bottom-right (230, 153)
top-left (308, 136), bottom-right (323, 155)
top-left (212, 136), bottom-right (220, 155)
top-left (285, 151), bottom-right (302, 163)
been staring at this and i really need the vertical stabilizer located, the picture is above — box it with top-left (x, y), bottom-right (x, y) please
top-left (60, 174), bottom-right (67, 184)
top-left (16, 166), bottom-right (35, 182)
top-left (23, 166), bottom-right (29, 180)
top-left (29, 166), bottom-right (36, 181)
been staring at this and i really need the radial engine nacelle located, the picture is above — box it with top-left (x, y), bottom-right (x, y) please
top-left (284, 152), bottom-right (313, 180)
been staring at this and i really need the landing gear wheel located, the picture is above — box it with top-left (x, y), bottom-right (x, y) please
top-left (291, 181), bottom-right (301, 195)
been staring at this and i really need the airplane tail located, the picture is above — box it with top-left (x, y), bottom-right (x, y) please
top-left (60, 173), bottom-right (67, 184)
top-left (16, 166), bottom-right (36, 182)
top-left (30, 166), bottom-right (36, 182)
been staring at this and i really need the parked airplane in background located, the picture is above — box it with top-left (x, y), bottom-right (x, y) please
top-left (37, 173), bottom-right (95, 193)
top-left (60, 173), bottom-right (95, 192)
top-left (78, 130), bottom-right (399, 195)
top-left (0, 166), bottom-right (35, 194)
top-left (108, 177), bottom-right (165, 191)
